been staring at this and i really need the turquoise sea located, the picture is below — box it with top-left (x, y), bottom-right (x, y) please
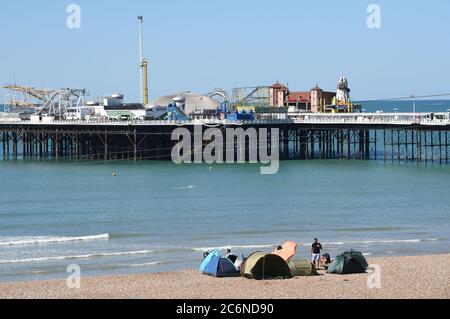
top-left (0, 100), bottom-right (449, 283)
top-left (0, 160), bottom-right (449, 283)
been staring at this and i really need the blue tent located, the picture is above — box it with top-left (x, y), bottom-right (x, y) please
top-left (199, 249), bottom-right (240, 277)
top-left (199, 249), bottom-right (220, 272)
top-left (203, 255), bottom-right (240, 277)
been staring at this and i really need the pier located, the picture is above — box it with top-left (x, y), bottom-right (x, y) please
top-left (1, 113), bottom-right (449, 163)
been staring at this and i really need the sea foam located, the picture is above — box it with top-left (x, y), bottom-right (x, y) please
top-left (0, 249), bottom-right (156, 264)
top-left (0, 233), bottom-right (110, 247)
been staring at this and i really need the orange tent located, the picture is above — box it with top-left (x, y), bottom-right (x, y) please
top-left (272, 241), bottom-right (298, 261)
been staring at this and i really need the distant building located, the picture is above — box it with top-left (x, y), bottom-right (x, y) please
top-left (269, 82), bottom-right (289, 107)
top-left (267, 77), bottom-right (361, 113)
top-left (269, 82), bottom-right (335, 112)
top-left (285, 91), bottom-right (311, 110)
top-left (90, 94), bottom-right (148, 120)
top-left (310, 85), bottom-right (336, 113)
top-left (154, 91), bottom-right (220, 116)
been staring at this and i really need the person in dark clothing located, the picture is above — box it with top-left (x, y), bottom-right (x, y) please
top-left (311, 238), bottom-right (323, 268)
top-left (226, 249), bottom-right (238, 263)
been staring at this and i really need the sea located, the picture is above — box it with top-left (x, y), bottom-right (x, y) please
top-left (0, 100), bottom-right (449, 283)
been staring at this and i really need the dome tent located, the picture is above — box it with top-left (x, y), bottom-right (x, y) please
top-left (199, 249), bottom-right (219, 272)
top-left (240, 252), bottom-right (292, 280)
top-left (199, 249), bottom-right (240, 278)
top-left (327, 250), bottom-right (368, 275)
top-left (288, 260), bottom-right (319, 277)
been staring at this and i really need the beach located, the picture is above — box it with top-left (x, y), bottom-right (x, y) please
top-left (1, 254), bottom-right (449, 299)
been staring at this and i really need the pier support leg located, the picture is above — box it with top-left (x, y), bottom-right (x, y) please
top-left (418, 130), bottom-right (422, 163)
top-left (446, 132), bottom-right (448, 164)
top-left (5, 132), bottom-right (10, 158)
top-left (104, 131), bottom-right (108, 161)
top-left (405, 130), bottom-right (409, 161)
top-left (22, 130), bottom-right (25, 159)
top-left (134, 129), bottom-right (137, 161)
top-left (318, 131), bottom-right (322, 160)
top-left (391, 129), bottom-right (394, 162)
top-left (13, 132), bottom-right (17, 159)
top-left (75, 132), bottom-right (79, 160)
top-left (55, 131), bottom-right (59, 160)
top-left (365, 130), bottom-right (370, 160)
top-left (2, 132), bottom-right (5, 158)
top-left (347, 130), bottom-right (351, 160)
top-left (374, 130), bottom-right (377, 161)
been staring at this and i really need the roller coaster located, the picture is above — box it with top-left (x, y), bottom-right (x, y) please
top-left (3, 84), bottom-right (88, 119)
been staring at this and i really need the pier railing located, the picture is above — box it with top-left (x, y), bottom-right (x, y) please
top-left (289, 113), bottom-right (450, 126)
top-left (0, 112), bottom-right (449, 127)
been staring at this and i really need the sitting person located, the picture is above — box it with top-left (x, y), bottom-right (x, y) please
top-left (202, 251), bottom-right (210, 259)
top-left (226, 249), bottom-right (238, 263)
top-left (319, 253), bottom-right (332, 269)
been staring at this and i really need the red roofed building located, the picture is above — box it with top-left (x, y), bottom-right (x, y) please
top-left (286, 91), bottom-right (311, 110)
top-left (269, 82), bottom-right (289, 107)
top-left (268, 81), bottom-right (336, 112)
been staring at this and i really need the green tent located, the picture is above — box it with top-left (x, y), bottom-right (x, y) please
top-left (327, 250), bottom-right (369, 275)
top-left (241, 252), bottom-right (292, 280)
top-left (288, 260), bottom-right (319, 276)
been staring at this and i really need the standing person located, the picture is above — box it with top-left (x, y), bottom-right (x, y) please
top-left (311, 238), bottom-right (323, 268)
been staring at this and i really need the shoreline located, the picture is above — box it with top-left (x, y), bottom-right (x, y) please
top-left (1, 254), bottom-right (449, 299)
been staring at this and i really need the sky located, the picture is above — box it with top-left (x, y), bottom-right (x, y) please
top-left (0, 0), bottom-right (449, 102)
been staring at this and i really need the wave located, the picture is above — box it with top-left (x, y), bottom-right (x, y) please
top-left (192, 244), bottom-right (275, 252)
top-left (190, 238), bottom-right (442, 252)
top-left (331, 226), bottom-right (404, 232)
top-left (0, 249), bottom-right (156, 264)
top-left (171, 185), bottom-right (195, 190)
top-left (126, 261), bottom-right (162, 268)
top-left (0, 233), bottom-right (110, 247)
top-left (322, 238), bottom-right (442, 246)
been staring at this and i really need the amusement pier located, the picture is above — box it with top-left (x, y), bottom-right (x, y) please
top-left (1, 16), bottom-right (449, 164)
top-left (1, 112), bottom-right (450, 163)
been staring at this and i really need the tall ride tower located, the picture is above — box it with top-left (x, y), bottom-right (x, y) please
top-left (138, 16), bottom-right (149, 106)
top-left (336, 77), bottom-right (350, 104)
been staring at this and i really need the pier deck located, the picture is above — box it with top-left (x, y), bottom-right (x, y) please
top-left (1, 113), bottom-right (449, 163)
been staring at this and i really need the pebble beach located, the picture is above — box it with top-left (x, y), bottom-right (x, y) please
top-left (1, 254), bottom-right (449, 299)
